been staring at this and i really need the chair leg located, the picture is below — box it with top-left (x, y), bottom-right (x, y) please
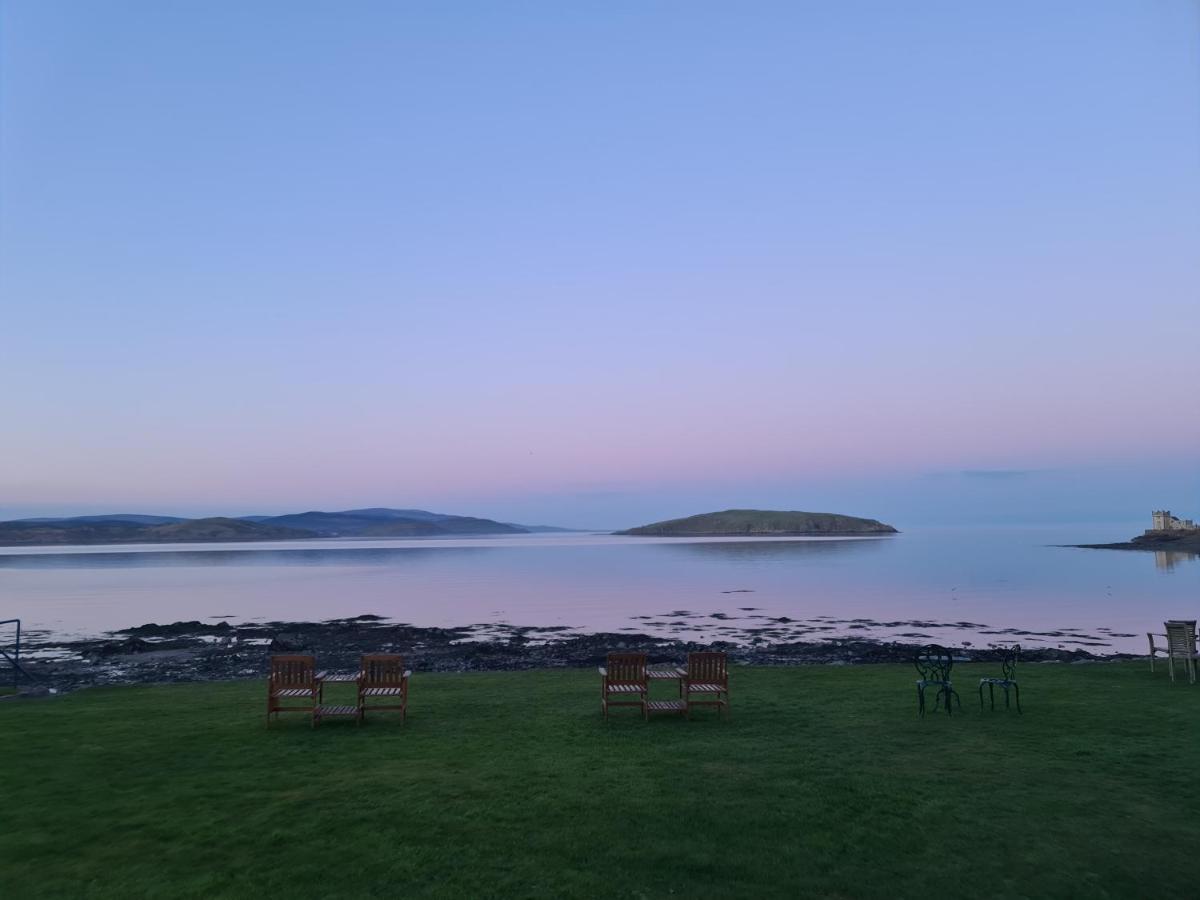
top-left (989, 682), bottom-right (995, 711)
top-left (1168, 656), bottom-right (1176, 683)
top-left (917, 685), bottom-right (925, 717)
top-left (1148, 635), bottom-right (1155, 673)
top-left (1013, 682), bottom-right (1021, 714)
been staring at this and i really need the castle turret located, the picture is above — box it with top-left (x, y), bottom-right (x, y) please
top-left (1150, 510), bottom-right (1197, 532)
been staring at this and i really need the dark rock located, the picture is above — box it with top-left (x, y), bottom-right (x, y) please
top-left (93, 637), bottom-right (152, 656)
top-left (269, 632), bottom-right (308, 652)
top-left (21, 614), bottom-right (1138, 694)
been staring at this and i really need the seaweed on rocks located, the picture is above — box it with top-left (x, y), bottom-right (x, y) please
top-left (13, 615), bottom-right (1137, 694)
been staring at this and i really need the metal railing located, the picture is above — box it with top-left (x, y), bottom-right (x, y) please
top-left (0, 619), bottom-right (36, 689)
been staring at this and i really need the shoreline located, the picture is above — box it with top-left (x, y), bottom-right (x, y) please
top-left (12, 616), bottom-right (1137, 694)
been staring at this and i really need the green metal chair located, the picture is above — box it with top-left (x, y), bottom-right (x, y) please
top-left (914, 645), bottom-right (960, 716)
top-left (979, 644), bottom-right (1021, 713)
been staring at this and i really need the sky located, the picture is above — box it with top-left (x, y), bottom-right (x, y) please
top-left (1, 1), bottom-right (1198, 529)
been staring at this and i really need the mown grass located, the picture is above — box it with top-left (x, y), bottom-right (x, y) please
top-left (1, 663), bottom-right (1197, 899)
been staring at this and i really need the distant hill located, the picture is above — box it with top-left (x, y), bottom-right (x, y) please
top-left (616, 509), bottom-right (898, 537)
top-left (0, 517), bottom-right (313, 546)
top-left (0, 506), bottom-right (571, 547)
top-left (257, 509), bottom-right (525, 537)
top-left (12, 513), bottom-right (187, 526)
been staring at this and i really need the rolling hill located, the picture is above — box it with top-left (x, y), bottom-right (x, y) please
top-left (0, 517), bottom-right (314, 546)
top-left (616, 509), bottom-right (898, 537)
top-left (255, 509), bottom-right (525, 537)
top-left (0, 507), bottom-right (547, 546)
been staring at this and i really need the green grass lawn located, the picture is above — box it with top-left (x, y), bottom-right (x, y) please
top-left (2, 662), bottom-right (1198, 899)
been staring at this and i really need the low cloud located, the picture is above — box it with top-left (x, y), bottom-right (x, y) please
top-left (921, 469), bottom-right (1043, 481)
top-left (959, 469), bottom-right (1037, 480)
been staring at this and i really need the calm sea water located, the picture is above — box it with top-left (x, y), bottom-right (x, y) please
top-left (1, 524), bottom-right (1196, 653)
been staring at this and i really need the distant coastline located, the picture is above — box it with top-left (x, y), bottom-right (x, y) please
top-left (0, 507), bottom-right (581, 548)
top-left (1073, 531), bottom-right (1200, 553)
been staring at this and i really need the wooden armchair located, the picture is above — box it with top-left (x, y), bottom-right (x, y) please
top-left (267, 654), bottom-right (319, 727)
top-left (684, 651), bottom-right (730, 718)
top-left (357, 654), bottom-right (411, 724)
top-left (599, 652), bottom-right (647, 720)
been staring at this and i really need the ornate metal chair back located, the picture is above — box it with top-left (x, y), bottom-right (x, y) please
top-left (914, 645), bottom-right (953, 682)
top-left (1000, 644), bottom-right (1020, 681)
top-left (606, 652), bottom-right (647, 685)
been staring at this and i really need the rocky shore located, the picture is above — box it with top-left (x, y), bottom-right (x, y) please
top-left (1073, 532), bottom-right (1200, 553)
top-left (8, 616), bottom-right (1134, 695)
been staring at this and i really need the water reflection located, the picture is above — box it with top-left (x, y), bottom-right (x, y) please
top-left (0, 545), bottom-right (499, 569)
top-left (653, 537), bottom-right (892, 562)
top-left (3, 530), bottom-right (1198, 655)
top-left (1154, 551), bottom-right (1199, 572)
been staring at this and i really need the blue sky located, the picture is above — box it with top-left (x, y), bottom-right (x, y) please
top-left (2, 2), bottom-right (1197, 528)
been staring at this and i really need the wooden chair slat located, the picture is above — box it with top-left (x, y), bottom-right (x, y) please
top-left (683, 651), bottom-right (729, 718)
top-left (600, 652), bottom-right (648, 720)
top-left (357, 654), bottom-right (409, 724)
top-left (266, 654), bottom-right (319, 727)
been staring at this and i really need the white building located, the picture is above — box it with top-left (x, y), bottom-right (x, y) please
top-left (1150, 510), bottom-right (1197, 532)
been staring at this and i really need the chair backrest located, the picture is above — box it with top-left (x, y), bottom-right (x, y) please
top-left (687, 651), bottom-right (727, 684)
top-left (606, 652), bottom-right (647, 684)
top-left (361, 654), bottom-right (407, 686)
top-left (269, 654), bottom-right (315, 687)
top-left (1165, 621), bottom-right (1197, 655)
top-left (914, 645), bottom-right (953, 682)
top-left (999, 644), bottom-right (1020, 681)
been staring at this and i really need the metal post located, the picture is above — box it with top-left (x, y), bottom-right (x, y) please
top-left (0, 619), bottom-right (34, 689)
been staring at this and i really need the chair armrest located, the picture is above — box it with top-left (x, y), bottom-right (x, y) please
top-left (403, 670), bottom-right (412, 679)
top-left (598, 667), bottom-right (607, 676)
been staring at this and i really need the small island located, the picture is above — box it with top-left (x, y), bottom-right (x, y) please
top-left (615, 508), bottom-right (898, 537)
top-left (1074, 509), bottom-right (1200, 553)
